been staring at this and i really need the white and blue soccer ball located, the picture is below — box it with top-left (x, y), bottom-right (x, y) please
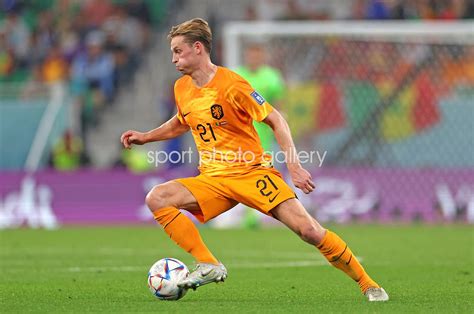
top-left (147, 258), bottom-right (189, 300)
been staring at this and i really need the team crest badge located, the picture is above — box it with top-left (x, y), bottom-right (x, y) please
top-left (211, 104), bottom-right (224, 120)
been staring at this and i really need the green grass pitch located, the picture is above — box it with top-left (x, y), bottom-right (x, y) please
top-left (1, 225), bottom-right (473, 313)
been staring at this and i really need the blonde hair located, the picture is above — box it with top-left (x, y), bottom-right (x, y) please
top-left (168, 18), bottom-right (212, 54)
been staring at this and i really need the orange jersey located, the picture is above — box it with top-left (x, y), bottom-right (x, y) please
top-left (174, 66), bottom-right (274, 176)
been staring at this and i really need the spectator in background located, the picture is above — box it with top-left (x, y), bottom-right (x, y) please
top-left (70, 9), bottom-right (94, 43)
top-left (436, 0), bottom-right (466, 19)
top-left (415, 0), bottom-right (437, 19)
top-left (41, 43), bottom-right (69, 83)
top-left (252, 0), bottom-right (289, 20)
top-left (0, 26), bottom-right (15, 78)
top-left (102, 4), bottom-right (144, 85)
top-left (58, 22), bottom-right (81, 64)
top-left (53, 0), bottom-right (82, 31)
top-left (71, 30), bottom-right (115, 152)
top-left (251, 0), bottom-right (354, 20)
top-left (22, 40), bottom-right (70, 97)
top-left (351, 0), bottom-right (367, 19)
top-left (391, 0), bottom-right (418, 19)
top-left (125, 0), bottom-right (152, 26)
top-left (103, 5), bottom-right (144, 54)
top-left (0, 0), bottom-right (163, 171)
top-left (2, 10), bottom-right (30, 68)
top-left (50, 130), bottom-right (85, 171)
top-left (30, 11), bottom-right (56, 66)
top-left (50, 1), bottom-right (82, 63)
top-left (464, 0), bottom-right (474, 18)
top-left (285, 0), bottom-right (332, 20)
top-left (114, 146), bottom-right (153, 173)
top-left (124, 0), bottom-right (152, 47)
top-left (79, 0), bottom-right (114, 29)
top-left (103, 24), bottom-right (130, 87)
top-left (366, 0), bottom-right (391, 20)
top-left (71, 30), bottom-right (115, 102)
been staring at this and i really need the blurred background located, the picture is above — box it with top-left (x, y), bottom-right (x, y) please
top-left (0, 0), bottom-right (473, 228)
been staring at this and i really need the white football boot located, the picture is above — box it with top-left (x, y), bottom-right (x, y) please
top-left (177, 262), bottom-right (227, 290)
top-left (365, 287), bottom-right (389, 301)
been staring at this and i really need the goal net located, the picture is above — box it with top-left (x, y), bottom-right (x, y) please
top-left (221, 21), bottom-right (474, 223)
top-left (224, 21), bottom-right (473, 168)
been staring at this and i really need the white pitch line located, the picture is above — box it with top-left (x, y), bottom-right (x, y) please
top-left (228, 260), bottom-right (329, 269)
top-left (67, 266), bottom-right (143, 272)
top-left (66, 260), bottom-right (329, 273)
top-left (0, 248), bottom-right (322, 259)
top-left (1, 257), bottom-right (367, 274)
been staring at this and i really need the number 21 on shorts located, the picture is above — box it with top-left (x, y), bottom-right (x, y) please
top-left (256, 175), bottom-right (280, 203)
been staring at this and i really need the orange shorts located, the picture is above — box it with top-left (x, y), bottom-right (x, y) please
top-left (174, 167), bottom-right (296, 223)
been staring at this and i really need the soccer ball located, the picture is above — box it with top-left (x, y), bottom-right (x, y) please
top-left (147, 258), bottom-right (190, 300)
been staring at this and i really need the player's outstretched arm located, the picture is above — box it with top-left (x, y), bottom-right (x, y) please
top-left (120, 115), bottom-right (189, 149)
top-left (263, 110), bottom-right (315, 194)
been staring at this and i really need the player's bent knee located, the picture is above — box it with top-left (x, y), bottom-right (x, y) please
top-left (298, 224), bottom-right (325, 245)
top-left (145, 185), bottom-right (174, 211)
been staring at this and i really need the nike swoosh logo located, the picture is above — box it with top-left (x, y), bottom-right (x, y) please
top-left (183, 112), bottom-right (191, 117)
top-left (268, 192), bottom-right (281, 203)
top-left (346, 254), bottom-right (352, 265)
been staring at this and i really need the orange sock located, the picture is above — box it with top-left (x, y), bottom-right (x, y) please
top-left (153, 206), bottom-right (219, 264)
top-left (317, 230), bottom-right (379, 293)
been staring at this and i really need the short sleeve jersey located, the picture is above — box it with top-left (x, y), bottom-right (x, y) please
top-left (174, 66), bottom-right (274, 176)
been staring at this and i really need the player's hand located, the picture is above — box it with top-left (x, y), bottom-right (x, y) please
top-left (289, 165), bottom-right (315, 194)
top-left (120, 130), bottom-right (147, 149)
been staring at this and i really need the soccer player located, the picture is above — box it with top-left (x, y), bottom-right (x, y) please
top-left (120, 18), bottom-right (388, 301)
top-left (235, 41), bottom-right (285, 153)
top-left (233, 42), bottom-right (286, 228)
